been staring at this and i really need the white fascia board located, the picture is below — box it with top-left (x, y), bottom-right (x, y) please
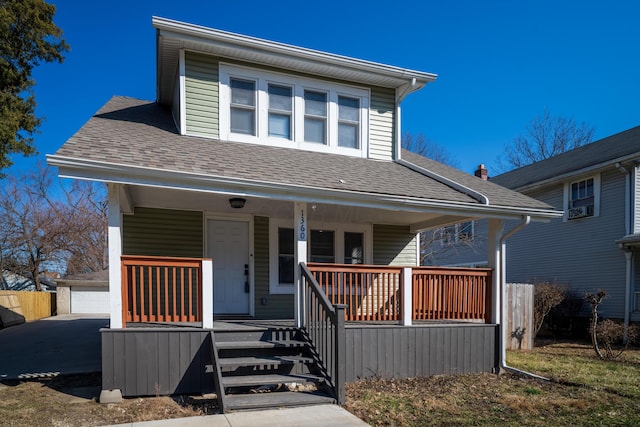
top-left (152, 16), bottom-right (437, 90)
top-left (47, 154), bottom-right (563, 221)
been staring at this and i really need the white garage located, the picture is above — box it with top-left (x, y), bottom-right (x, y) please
top-left (56, 278), bottom-right (110, 315)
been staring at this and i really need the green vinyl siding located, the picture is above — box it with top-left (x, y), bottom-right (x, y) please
top-left (254, 216), bottom-right (293, 318)
top-left (123, 207), bottom-right (203, 257)
top-left (369, 87), bottom-right (396, 160)
top-left (373, 224), bottom-right (417, 266)
top-left (185, 51), bottom-right (219, 138)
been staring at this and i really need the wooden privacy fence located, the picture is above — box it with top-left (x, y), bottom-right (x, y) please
top-left (506, 283), bottom-right (534, 350)
top-left (307, 263), bottom-right (404, 321)
top-left (0, 290), bottom-right (56, 322)
top-left (121, 256), bottom-right (203, 325)
top-left (412, 267), bottom-right (492, 322)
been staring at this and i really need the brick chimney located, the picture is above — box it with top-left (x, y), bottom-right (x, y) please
top-left (474, 164), bottom-right (488, 180)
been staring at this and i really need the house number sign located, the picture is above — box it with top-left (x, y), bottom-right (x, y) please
top-left (298, 209), bottom-right (306, 240)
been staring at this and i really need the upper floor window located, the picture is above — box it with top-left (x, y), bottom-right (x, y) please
top-left (565, 175), bottom-right (600, 220)
top-left (220, 64), bottom-right (369, 157)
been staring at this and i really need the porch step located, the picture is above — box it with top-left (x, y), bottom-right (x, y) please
top-left (225, 390), bottom-right (335, 411)
top-left (210, 325), bottom-right (335, 412)
top-left (216, 340), bottom-right (307, 350)
top-left (222, 373), bottom-right (325, 388)
top-left (218, 355), bottom-right (313, 368)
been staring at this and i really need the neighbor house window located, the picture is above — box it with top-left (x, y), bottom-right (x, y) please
top-left (229, 78), bottom-right (256, 135)
top-left (338, 96), bottom-right (359, 148)
top-left (304, 91), bottom-right (327, 144)
top-left (219, 64), bottom-right (369, 156)
top-left (440, 221), bottom-right (474, 245)
top-left (566, 175), bottom-right (599, 220)
top-left (268, 84), bottom-right (292, 139)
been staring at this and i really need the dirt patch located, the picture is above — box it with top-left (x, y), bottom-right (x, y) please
top-left (0, 373), bottom-right (215, 427)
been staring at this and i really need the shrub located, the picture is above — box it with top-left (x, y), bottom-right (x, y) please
top-left (533, 281), bottom-right (566, 337)
top-left (585, 290), bottom-right (638, 360)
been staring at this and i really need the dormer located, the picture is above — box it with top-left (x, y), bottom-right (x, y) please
top-left (153, 17), bottom-right (436, 161)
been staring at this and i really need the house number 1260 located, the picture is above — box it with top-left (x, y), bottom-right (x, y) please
top-left (299, 210), bottom-right (306, 240)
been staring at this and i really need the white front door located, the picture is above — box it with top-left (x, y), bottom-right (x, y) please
top-left (208, 220), bottom-right (250, 315)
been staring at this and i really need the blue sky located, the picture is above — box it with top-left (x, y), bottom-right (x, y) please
top-left (9, 0), bottom-right (640, 177)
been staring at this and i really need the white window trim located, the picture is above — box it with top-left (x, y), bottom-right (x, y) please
top-left (268, 218), bottom-right (372, 295)
top-left (219, 63), bottom-right (370, 158)
top-left (563, 174), bottom-right (601, 222)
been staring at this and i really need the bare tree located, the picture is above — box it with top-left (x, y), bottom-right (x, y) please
top-left (501, 109), bottom-right (595, 170)
top-left (0, 166), bottom-right (107, 290)
top-left (402, 132), bottom-right (458, 167)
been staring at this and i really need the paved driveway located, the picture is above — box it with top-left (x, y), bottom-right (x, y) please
top-left (0, 314), bottom-right (108, 380)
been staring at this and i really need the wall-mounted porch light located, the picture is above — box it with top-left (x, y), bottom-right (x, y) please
top-left (229, 197), bottom-right (246, 209)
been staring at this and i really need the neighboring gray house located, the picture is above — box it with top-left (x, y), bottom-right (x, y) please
top-left (1, 270), bottom-right (57, 292)
top-left (47, 17), bottom-right (561, 409)
top-left (436, 126), bottom-right (640, 327)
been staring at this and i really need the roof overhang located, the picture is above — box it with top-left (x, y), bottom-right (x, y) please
top-left (153, 16), bottom-right (437, 106)
top-left (48, 154), bottom-right (563, 224)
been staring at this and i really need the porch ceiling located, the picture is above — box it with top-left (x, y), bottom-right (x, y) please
top-left (126, 185), bottom-right (458, 229)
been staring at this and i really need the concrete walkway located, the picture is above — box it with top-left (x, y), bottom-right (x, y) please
top-left (0, 314), bottom-right (107, 380)
top-left (100, 404), bottom-right (369, 427)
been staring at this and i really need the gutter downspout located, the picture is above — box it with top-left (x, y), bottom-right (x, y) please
top-left (614, 162), bottom-right (632, 331)
top-left (497, 215), bottom-right (548, 380)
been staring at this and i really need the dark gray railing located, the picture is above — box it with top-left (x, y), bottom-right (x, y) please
top-left (300, 263), bottom-right (346, 404)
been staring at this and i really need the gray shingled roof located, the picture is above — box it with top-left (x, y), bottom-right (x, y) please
top-left (52, 96), bottom-right (553, 211)
top-left (492, 126), bottom-right (640, 190)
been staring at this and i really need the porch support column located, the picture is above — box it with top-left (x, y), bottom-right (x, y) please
top-left (402, 267), bottom-right (413, 326)
top-left (487, 219), bottom-right (503, 325)
top-left (202, 259), bottom-right (213, 329)
top-left (294, 202), bottom-right (308, 327)
top-left (107, 183), bottom-right (123, 329)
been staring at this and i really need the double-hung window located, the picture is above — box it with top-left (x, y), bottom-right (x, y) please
top-left (229, 79), bottom-right (256, 135)
top-left (268, 84), bottom-right (292, 139)
top-left (338, 96), bottom-right (360, 149)
top-left (304, 91), bottom-right (327, 144)
top-left (220, 64), bottom-right (369, 156)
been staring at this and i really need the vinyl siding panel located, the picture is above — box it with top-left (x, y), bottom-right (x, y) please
top-left (632, 255), bottom-right (640, 322)
top-left (373, 224), bottom-right (417, 266)
top-left (253, 216), bottom-right (294, 318)
top-left (369, 87), bottom-right (395, 160)
top-left (184, 51), bottom-right (219, 138)
top-left (123, 207), bottom-right (203, 258)
top-left (505, 170), bottom-right (628, 318)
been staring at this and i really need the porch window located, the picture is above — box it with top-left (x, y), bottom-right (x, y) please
top-left (269, 219), bottom-right (371, 294)
top-left (278, 228), bottom-right (295, 284)
top-left (219, 64), bottom-right (369, 157)
top-left (230, 78), bottom-right (256, 135)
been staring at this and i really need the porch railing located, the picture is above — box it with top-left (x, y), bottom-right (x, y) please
top-left (412, 267), bottom-right (492, 322)
top-left (307, 263), bottom-right (404, 321)
top-left (307, 263), bottom-right (493, 323)
top-left (121, 256), bottom-right (204, 325)
top-left (300, 263), bottom-right (346, 404)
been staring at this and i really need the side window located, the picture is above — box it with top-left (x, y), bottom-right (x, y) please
top-left (310, 230), bottom-right (335, 263)
top-left (568, 178), bottom-right (595, 219)
top-left (344, 232), bottom-right (364, 264)
top-left (338, 96), bottom-right (360, 149)
top-left (278, 228), bottom-right (294, 284)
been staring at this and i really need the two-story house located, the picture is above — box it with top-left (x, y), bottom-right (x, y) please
top-left (434, 126), bottom-right (640, 332)
top-left (47, 17), bottom-right (561, 410)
